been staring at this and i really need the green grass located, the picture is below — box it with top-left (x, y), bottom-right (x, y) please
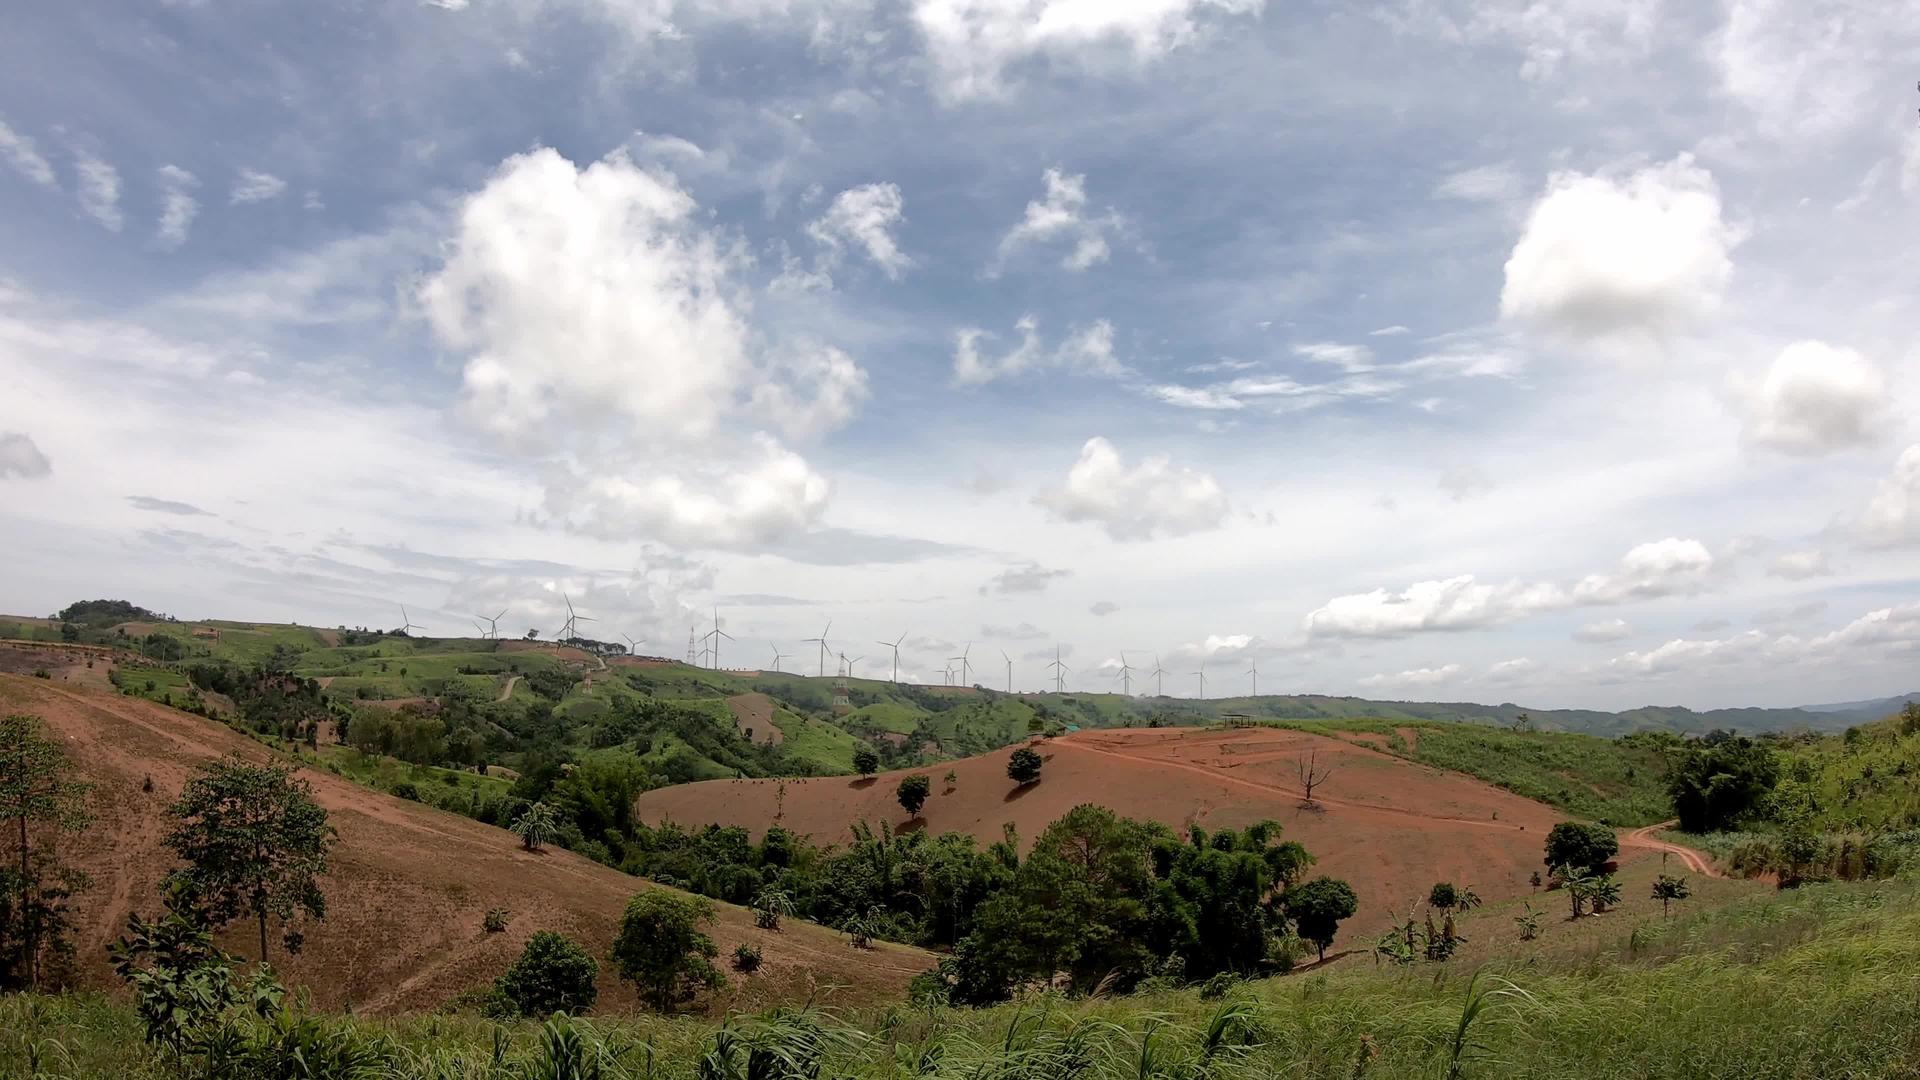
top-left (1269, 718), bottom-right (1675, 826)
top-left (307, 744), bottom-right (513, 808)
top-left (108, 663), bottom-right (194, 707)
top-left (8, 878), bottom-right (1919, 1078)
top-left (772, 708), bottom-right (864, 773)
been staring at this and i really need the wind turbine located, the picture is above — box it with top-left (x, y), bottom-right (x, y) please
top-left (1116, 651), bottom-right (1134, 696)
top-left (769, 645), bottom-right (791, 673)
top-left (477, 608), bottom-right (506, 640)
top-left (1150, 653), bottom-right (1167, 697)
top-left (1001, 649), bottom-right (1013, 692)
top-left (875, 632), bottom-right (907, 682)
top-left (557, 594), bottom-right (594, 642)
top-left (1247, 657), bottom-right (1258, 697)
top-left (1047, 645), bottom-right (1070, 692)
top-left (703, 607), bottom-right (734, 670)
top-left (949, 642), bottom-right (973, 687)
top-left (397, 605), bottom-right (424, 636)
top-left (804, 620), bottom-right (832, 677)
top-left (622, 633), bottom-right (641, 656)
top-left (843, 654), bottom-right (865, 678)
top-left (1193, 661), bottom-right (1207, 699)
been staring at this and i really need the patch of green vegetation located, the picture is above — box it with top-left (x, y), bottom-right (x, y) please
top-left (108, 663), bottom-right (194, 707)
top-left (1271, 718), bottom-right (1675, 826)
top-left (770, 708), bottom-right (863, 773)
top-left (9, 878), bottom-right (1920, 1078)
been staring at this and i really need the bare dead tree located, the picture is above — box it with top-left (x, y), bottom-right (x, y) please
top-left (1298, 749), bottom-right (1336, 808)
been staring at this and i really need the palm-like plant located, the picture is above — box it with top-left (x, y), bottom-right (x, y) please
top-left (513, 801), bottom-right (558, 852)
top-left (751, 886), bottom-right (794, 931)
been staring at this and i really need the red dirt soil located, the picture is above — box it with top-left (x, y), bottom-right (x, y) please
top-left (0, 675), bottom-right (928, 1015)
top-left (725, 693), bottom-right (785, 746)
top-left (637, 726), bottom-right (1610, 944)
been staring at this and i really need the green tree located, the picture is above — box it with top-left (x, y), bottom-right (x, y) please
top-left (1543, 821), bottom-right (1618, 875)
top-left (1007, 747), bottom-right (1043, 785)
top-left (1651, 873), bottom-right (1690, 916)
top-left (1428, 882), bottom-right (1459, 910)
top-left (498, 931), bottom-right (598, 1017)
top-left (610, 890), bottom-right (726, 1012)
top-left (1284, 877), bottom-right (1358, 962)
top-left (896, 774), bottom-right (931, 819)
top-left (0, 713), bottom-right (92, 989)
top-left (163, 755), bottom-right (335, 962)
top-left (513, 801), bottom-right (558, 851)
top-left (1668, 737), bottom-right (1779, 832)
top-left (852, 748), bottom-right (880, 777)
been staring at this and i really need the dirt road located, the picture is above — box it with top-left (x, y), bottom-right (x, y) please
top-left (1622, 820), bottom-right (1717, 876)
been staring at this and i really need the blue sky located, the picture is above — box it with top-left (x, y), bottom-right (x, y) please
top-left (3, 0), bottom-right (1918, 708)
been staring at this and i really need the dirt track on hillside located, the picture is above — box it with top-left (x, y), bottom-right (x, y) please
top-left (0, 675), bottom-right (928, 1016)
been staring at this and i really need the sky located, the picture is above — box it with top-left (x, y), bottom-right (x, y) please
top-left (2, 0), bottom-right (1919, 710)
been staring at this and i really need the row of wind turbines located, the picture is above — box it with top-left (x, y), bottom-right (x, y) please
top-left (397, 599), bottom-right (1265, 699)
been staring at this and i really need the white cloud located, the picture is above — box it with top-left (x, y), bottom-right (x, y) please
top-left (1713, 0), bottom-right (1901, 140)
top-left (1569, 537), bottom-right (1716, 603)
top-left (1150, 384), bottom-right (1243, 410)
top-left (980, 562), bottom-right (1071, 595)
top-left (1306, 537), bottom-right (1718, 639)
top-left (419, 147), bottom-right (862, 547)
top-left (1359, 663), bottom-right (1464, 690)
top-left (1573, 618), bottom-right (1632, 643)
top-left (0, 119), bottom-right (56, 188)
top-left (1295, 341), bottom-right (1374, 373)
top-left (911, 0), bottom-right (1267, 101)
top-left (230, 168), bottom-right (287, 204)
top-left (1036, 436), bottom-right (1229, 541)
top-left (0, 432), bottom-right (52, 479)
top-left (1767, 549), bottom-right (1830, 580)
top-left (1468, 0), bottom-right (1665, 80)
top-left (1487, 657), bottom-right (1540, 682)
top-left (72, 149), bottom-right (123, 231)
top-left (951, 315), bottom-right (1125, 386)
top-left (1741, 340), bottom-right (1885, 455)
top-left (994, 167), bottom-right (1123, 273)
top-left (806, 182), bottom-right (911, 279)
top-left (1858, 445), bottom-right (1920, 548)
top-left (155, 165), bottom-right (200, 249)
top-left (1089, 600), bottom-right (1119, 616)
top-left (1809, 601), bottom-right (1920, 653)
top-left (1500, 156), bottom-right (1738, 341)
top-left (1604, 629), bottom-right (1778, 677)
top-left (1435, 162), bottom-right (1521, 202)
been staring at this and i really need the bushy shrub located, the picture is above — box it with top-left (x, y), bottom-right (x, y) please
top-left (732, 942), bottom-right (762, 973)
top-left (482, 908), bottom-right (511, 934)
top-left (497, 931), bottom-right (599, 1018)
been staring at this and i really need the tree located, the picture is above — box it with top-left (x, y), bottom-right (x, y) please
top-left (1296, 750), bottom-right (1336, 807)
top-left (610, 890), bottom-right (726, 1012)
top-left (896, 774), bottom-right (931, 819)
top-left (163, 755), bottom-right (334, 963)
top-left (1651, 874), bottom-right (1690, 916)
top-left (513, 801), bottom-right (557, 851)
top-left (1284, 877), bottom-right (1357, 962)
top-left (498, 931), bottom-right (598, 1017)
top-left (1543, 821), bottom-right (1618, 875)
top-left (852, 748), bottom-right (880, 777)
top-left (1668, 737), bottom-right (1779, 832)
top-left (0, 713), bottom-right (92, 989)
top-left (1007, 747), bottom-right (1043, 786)
top-left (1428, 882), bottom-right (1459, 911)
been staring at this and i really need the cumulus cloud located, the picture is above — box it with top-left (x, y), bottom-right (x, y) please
top-left (951, 316), bottom-right (1125, 386)
top-left (155, 165), bottom-right (200, 249)
top-left (231, 168), bottom-right (287, 204)
top-left (911, 0), bottom-right (1268, 101)
top-left (1767, 549), bottom-right (1830, 580)
top-left (994, 167), bottom-right (1124, 273)
top-left (72, 148), bottom-right (123, 231)
top-left (1714, 0), bottom-right (1898, 139)
top-left (1487, 657), bottom-right (1540, 682)
top-left (1500, 156), bottom-right (1738, 341)
top-left (0, 432), bottom-right (52, 478)
top-left (1741, 341), bottom-right (1885, 455)
top-left (1574, 618), bottom-right (1632, 643)
top-left (806, 182), bottom-right (910, 279)
top-left (1306, 537), bottom-right (1719, 639)
top-left (1857, 445), bottom-right (1920, 548)
top-left (1603, 629), bottom-right (1780, 677)
top-left (0, 119), bottom-right (56, 188)
top-left (980, 562), bottom-right (1071, 595)
top-left (419, 147), bottom-right (863, 547)
top-left (1359, 663), bottom-right (1464, 691)
top-left (1809, 601), bottom-right (1920, 652)
top-left (1036, 436), bottom-right (1229, 541)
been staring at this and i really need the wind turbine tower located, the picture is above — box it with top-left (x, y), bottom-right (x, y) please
top-left (1116, 651), bottom-right (1134, 696)
top-left (1047, 645), bottom-right (1070, 692)
top-left (1193, 662), bottom-right (1207, 699)
top-left (804, 620), bottom-right (832, 677)
top-left (1248, 657), bottom-right (1258, 697)
top-left (397, 605), bottom-right (424, 636)
top-left (949, 642), bottom-right (973, 687)
top-left (703, 607), bottom-right (735, 670)
top-left (1001, 649), bottom-right (1013, 692)
top-left (1150, 654), bottom-right (1167, 697)
top-left (876, 632), bottom-right (907, 682)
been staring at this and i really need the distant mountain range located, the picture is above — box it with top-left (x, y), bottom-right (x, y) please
top-left (1204, 691), bottom-right (1920, 737)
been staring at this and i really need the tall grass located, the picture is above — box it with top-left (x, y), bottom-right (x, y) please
top-left (8, 880), bottom-right (1920, 1079)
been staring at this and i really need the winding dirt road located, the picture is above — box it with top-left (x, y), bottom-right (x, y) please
top-left (1621, 820), bottom-right (1717, 876)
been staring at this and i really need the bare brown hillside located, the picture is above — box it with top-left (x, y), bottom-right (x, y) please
top-left (0, 675), bottom-right (929, 1015)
